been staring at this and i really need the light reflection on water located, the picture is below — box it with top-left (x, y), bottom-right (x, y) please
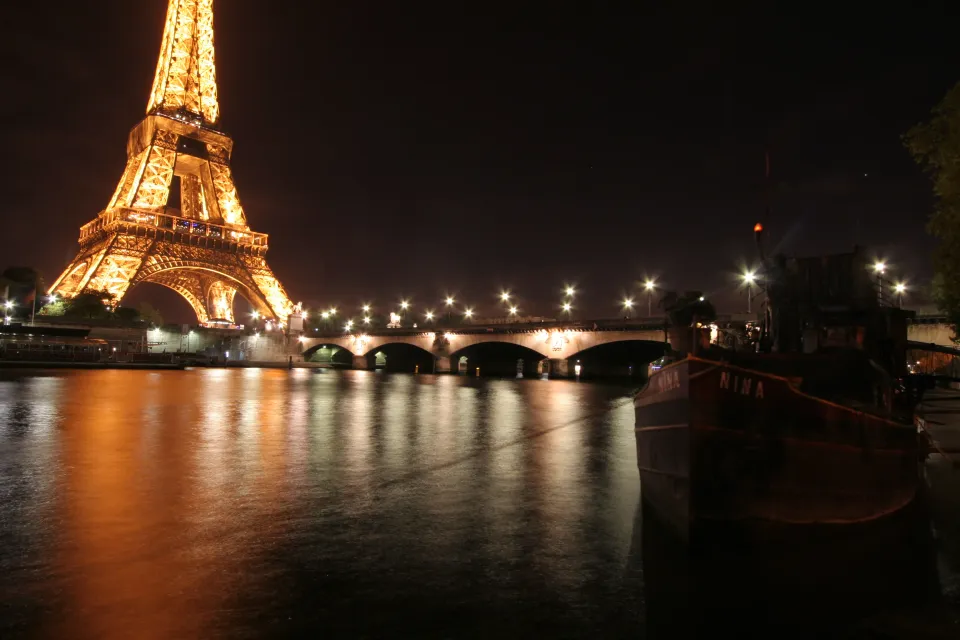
top-left (1, 368), bottom-right (957, 637)
top-left (0, 369), bottom-right (641, 638)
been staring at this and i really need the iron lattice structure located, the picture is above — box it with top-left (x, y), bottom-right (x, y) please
top-left (49, 0), bottom-right (293, 324)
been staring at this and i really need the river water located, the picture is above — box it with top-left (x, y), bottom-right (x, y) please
top-left (0, 368), bottom-right (957, 638)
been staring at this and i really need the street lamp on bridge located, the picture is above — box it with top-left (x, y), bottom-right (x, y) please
top-left (873, 261), bottom-right (886, 302)
top-left (425, 310), bottom-right (435, 322)
top-left (894, 282), bottom-right (907, 308)
top-left (643, 279), bottom-right (657, 317)
top-left (622, 297), bottom-right (634, 318)
top-left (741, 270), bottom-right (757, 313)
top-left (444, 296), bottom-right (455, 323)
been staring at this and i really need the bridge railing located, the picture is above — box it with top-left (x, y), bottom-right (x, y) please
top-left (304, 318), bottom-right (671, 339)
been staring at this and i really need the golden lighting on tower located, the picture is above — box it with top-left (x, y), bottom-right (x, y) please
top-left (149, 0), bottom-right (220, 125)
top-left (48, 0), bottom-right (293, 324)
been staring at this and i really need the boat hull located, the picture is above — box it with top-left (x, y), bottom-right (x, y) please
top-left (634, 357), bottom-right (920, 542)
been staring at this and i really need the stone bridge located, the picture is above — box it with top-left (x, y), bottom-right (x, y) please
top-left (297, 316), bottom-right (957, 376)
top-left (300, 323), bottom-right (667, 377)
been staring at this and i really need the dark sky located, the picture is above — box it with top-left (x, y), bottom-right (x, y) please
top-left (1, 1), bottom-right (957, 321)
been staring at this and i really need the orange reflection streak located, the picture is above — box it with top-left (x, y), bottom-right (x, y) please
top-left (47, 369), bottom-right (301, 639)
top-left (50, 371), bottom-right (213, 638)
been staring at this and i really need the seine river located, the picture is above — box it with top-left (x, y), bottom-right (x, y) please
top-left (0, 368), bottom-right (957, 638)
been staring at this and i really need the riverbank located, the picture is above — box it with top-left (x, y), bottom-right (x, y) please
top-left (0, 360), bottom-right (185, 370)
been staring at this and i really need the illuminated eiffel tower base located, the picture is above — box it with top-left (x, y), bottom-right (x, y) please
top-left (49, 0), bottom-right (293, 325)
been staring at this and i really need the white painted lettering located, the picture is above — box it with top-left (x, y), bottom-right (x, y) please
top-left (755, 381), bottom-right (764, 399)
top-left (720, 371), bottom-right (730, 389)
top-left (741, 379), bottom-right (752, 396)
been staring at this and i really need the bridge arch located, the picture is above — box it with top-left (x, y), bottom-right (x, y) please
top-left (129, 264), bottom-right (274, 324)
top-left (563, 331), bottom-right (667, 359)
top-left (359, 341), bottom-right (437, 372)
top-left (448, 340), bottom-right (551, 377)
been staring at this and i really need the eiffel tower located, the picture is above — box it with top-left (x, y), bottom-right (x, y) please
top-left (49, 0), bottom-right (293, 325)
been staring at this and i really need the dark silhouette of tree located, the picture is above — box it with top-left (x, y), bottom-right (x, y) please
top-left (63, 291), bottom-right (114, 321)
top-left (904, 81), bottom-right (960, 329)
top-left (137, 302), bottom-right (164, 327)
top-left (113, 307), bottom-right (141, 325)
top-left (659, 290), bottom-right (717, 327)
top-left (1, 267), bottom-right (44, 318)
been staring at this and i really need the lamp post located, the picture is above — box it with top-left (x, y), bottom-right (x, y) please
top-left (622, 297), bottom-right (634, 319)
top-left (444, 296), bottom-right (455, 324)
top-left (894, 282), bottom-right (906, 308)
top-left (644, 280), bottom-right (656, 317)
top-left (873, 261), bottom-right (886, 303)
top-left (742, 270), bottom-right (757, 314)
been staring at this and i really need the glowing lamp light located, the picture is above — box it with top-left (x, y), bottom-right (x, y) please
top-left (562, 302), bottom-right (572, 312)
top-left (47, 294), bottom-right (58, 303)
top-left (565, 286), bottom-right (576, 297)
top-left (445, 296), bottom-right (455, 306)
top-left (400, 300), bottom-right (410, 310)
top-left (328, 307), bottom-right (338, 315)
top-left (321, 311), bottom-right (330, 319)
top-left (742, 270), bottom-right (756, 285)
top-left (644, 280), bottom-right (656, 291)
top-left (464, 308), bottom-right (474, 319)
top-left (250, 311), bottom-right (260, 320)
top-left (3, 301), bottom-right (12, 309)
top-left (623, 298), bottom-right (634, 309)
top-left (754, 222), bottom-right (763, 233)
top-left (895, 283), bottom-right (907, 294)
top-left (873, 261), bottom-right (886, 274)
top-left (500, 291), bottom-right (511, 302)
top-left (363, 316), bottom-right (371, 324)
top-left (425, 310), bottom-right (435, 321)
top-left (362, 304), bottom-right (371, 313)
top-left (699, 296), bottom-right (706, 302)
top-left (509, 306), bottom-right (518, 316)
top-left (344, 320), bottom-right (354, 331)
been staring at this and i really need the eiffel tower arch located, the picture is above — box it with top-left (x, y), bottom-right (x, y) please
top-left (49, 0), bottom-right (293, 325)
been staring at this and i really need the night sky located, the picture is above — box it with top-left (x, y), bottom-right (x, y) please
top-left (1, 1), bottom-right (957, 322)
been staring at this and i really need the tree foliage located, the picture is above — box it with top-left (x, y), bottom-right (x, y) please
top-left (62, 291), bottom-right (114, 321)
top-left (113, 307), bottom-right (141, 325)
top-left (38, 300), bottom-right (67, 317)
top-left (659, 290), bottom-right (717, 328)
top-left (904, 81), bottom-right (960, 326)
top-left (137, 302), bottom-right (164, 327)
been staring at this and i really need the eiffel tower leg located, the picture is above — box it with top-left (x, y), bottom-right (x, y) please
top-left (239, 255), bottom-right (293, 322)
top-left (50, 234), bottom-right (154, 304)
top-left (204, 279), bottom-right (237, 323)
